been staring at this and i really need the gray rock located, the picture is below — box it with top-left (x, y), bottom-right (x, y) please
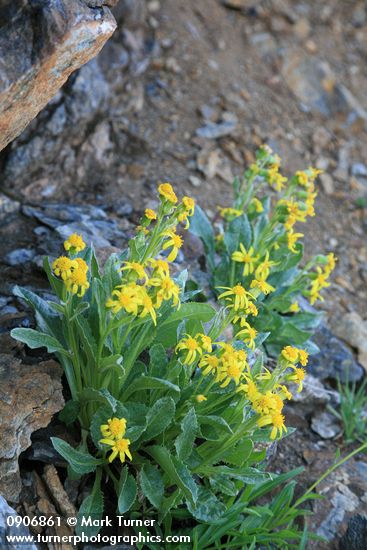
top-left (0, 0), bottom-right (116, 152)
top-left (352, 163), bottom-right (367, 177)
top-left (4, 249), bottom-right (35, 267)
top-left (196, 115), bottom-right (237, 139)
top-left (318, 485), bottom-right (360, 540)
top-left (311, 411), bottom-right (341, 439)
top-left (0, 356), bottom-right (64, 501)
top-left (0, 495), bottom-right (37, 550)
top-left (307, 325), bottom-right (364, 382)
top-left (340, 515), bottom-right (367, 550)
top-left (290, 374), bottom-right (339, 413)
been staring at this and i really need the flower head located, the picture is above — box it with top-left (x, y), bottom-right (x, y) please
top-left (162, 231), bottom-right (183, 261)
top-left (218, 284), bottom-right (252, 311)
top-left (158, 183), bottom-right (178, 203)
top-left (100, 417), bottom-right (127, 440)
top-left (52, 256), bottom-right (78, 281)
top-left (120, 261), bottom-right (148, 282)
top-left (176, 334), bottom-right (204, 365)
top-left (64, 233), bottom-right (86, 254)
top-left (100, 437), bottom-right (132, 463)
top-left (196, 394), bottom-right (207, 403)
top-left (145, 208), bottom-right (157, 221)
top-left (65, 267), bottom-right (90, 297)
top-left (232, 244), bottom-right (259, 276)
top-left (258, 411), bottom-right (287, 440)
top-left (250, 278), bottom-right (275, 295)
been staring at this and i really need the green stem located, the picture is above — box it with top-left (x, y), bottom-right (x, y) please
top-left (292, 440), bottom-right (367, 510)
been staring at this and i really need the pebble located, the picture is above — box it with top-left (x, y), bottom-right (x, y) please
top-left (196, 116), bottom-right (237, 140)
top-left (320, 173), bottom-right (335, 195)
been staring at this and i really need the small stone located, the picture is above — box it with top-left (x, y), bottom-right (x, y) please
top-left (319, 173), bottom-right (334, 195)
top-left (5, 248), bottom-right (36, 266)
top-left (352, 163), bottom-right (367, 177)
top-left (311, 411), bottom-right (341, 439)
top-left (293, 18), bottom-right (311, 40)
top-left (189, 176), bottom-right (202, 188)
top-left (196, 117), bottom-right (237, 140)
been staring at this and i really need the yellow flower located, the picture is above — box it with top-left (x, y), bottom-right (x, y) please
top-left (237, 322), bottom-right (257, 350)
top-left (232, 244), bottom-right (259, 276)
top-left (65, 268), bottom-right (90, 297)
top-left (199, 354), bottom-right (220, 376)
top-left (238, 379), bottom-right (260, 403)
top-left (281, 345), bottom-right (299, 363)
top-left (250, 197), bottom-right (264, 213)
top-left (149, 275), bottom-right (180, 308)
top-left (145, 208), bottom-right (157, 221)
top-left (182, 196), bottom-right (195, 216)
top-left (100, 437), bottom-right (132, 463)
top-left (158, 183), bottom-right (178, 203)
top-left (52, 256), bottom-right (78, 280)
top-left (196, 394), bottom-right (207, 403)
top-left (106, 283), bottom-right (141, 315)
top-left (215, 344), bottom-right (248, 387)
top-left (149, 258), bottom-right (170, 278)
top-left (250, 279), bottom-right (275, 295)
top-left (218, 284), bottom-right (252, 311)
top-left (289, 301), bottom-right (300, 313)
top-left (120, 261), bottom-right (148, 282)
top-left (287, 367), bottom-right (306, 392)
top-left (75, 258), bottom-right (88, 273)
top-left (258, 411), bottom-right (287, 440)
top-left (324, 252), bottom-right (337, 276)
top-left (255, 251), bottom-right (278, 281)
top-left (295, 171), bottom-right (309, 187)
top-left (218, 207), bottom-right (242, 220)
top-left (162, 231), bottom-right (183, 261)
top-left (197, 334), bottom-right (212, 353)
top-left (137, 287), bottom-right (157, 325)
top-left (267, 167), bottom-right (287, 191)
top-left (176, 335), bottom-right (203, 365)
top-left (64, 233), bottom-right (86, 254)
top-left (100, 417), bottom-right (127, 440)
top-left (287, 230), bottom-right (303, 253)
top-left (253, 391), bottom-right (282, 415)
top-left (278, 384), bottom-right (292, 401)
top-left (298, 349), bottom-right (309, 367)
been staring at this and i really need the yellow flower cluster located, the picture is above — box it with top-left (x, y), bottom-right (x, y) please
top-left (307, 253), bottom-right (336, 305)
top-left (175, 326), bottom-right (309, 440)
top-left (99, 417), bottom-right (132, 464)
top-left (107, 184), bottom-right (196, 323)
top-left (106, 260), bottom-right (180, 324)
top-left (52, 234), bottom-right (90, 297)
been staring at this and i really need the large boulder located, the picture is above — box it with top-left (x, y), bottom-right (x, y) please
top-left (0, 0), bottom-right (117, 152)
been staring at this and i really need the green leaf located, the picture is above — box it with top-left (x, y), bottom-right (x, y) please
top-left (140, 463), bottom-right (164, 508)
top-left (224, 214), bottom-right (252, 255)
top-left (51, 438), bottom-right (103, 475)
top-left (155, 303), bottom-right (216, 348)
top-left (187, 487), bottom-right (226, 522)
top-left (58, 400), bottom-right (80, 425)
top-left (189, 205), bottom-right (215, 269)
top-left (146, 446), bottom-right (197, 504)
top-left (121, 377), bottom-right (180, 401)
top-left (175, 408), bottom-right (198, 461)
top-left (10, 328), bottom-right (69, 356)
top-left (142, 397), bottom-right (175, 440)
top-left (118, 467), bottom-right (137, 513)
top-left (76, 477), bottom-right (104, 537)
top-left (13, 285), bottom-right (64, 341)
top-left (149, 343), bottom-right (168, 378)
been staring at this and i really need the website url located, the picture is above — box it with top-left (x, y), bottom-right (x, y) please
top-left (4, 532), bottom-right (191, 546)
